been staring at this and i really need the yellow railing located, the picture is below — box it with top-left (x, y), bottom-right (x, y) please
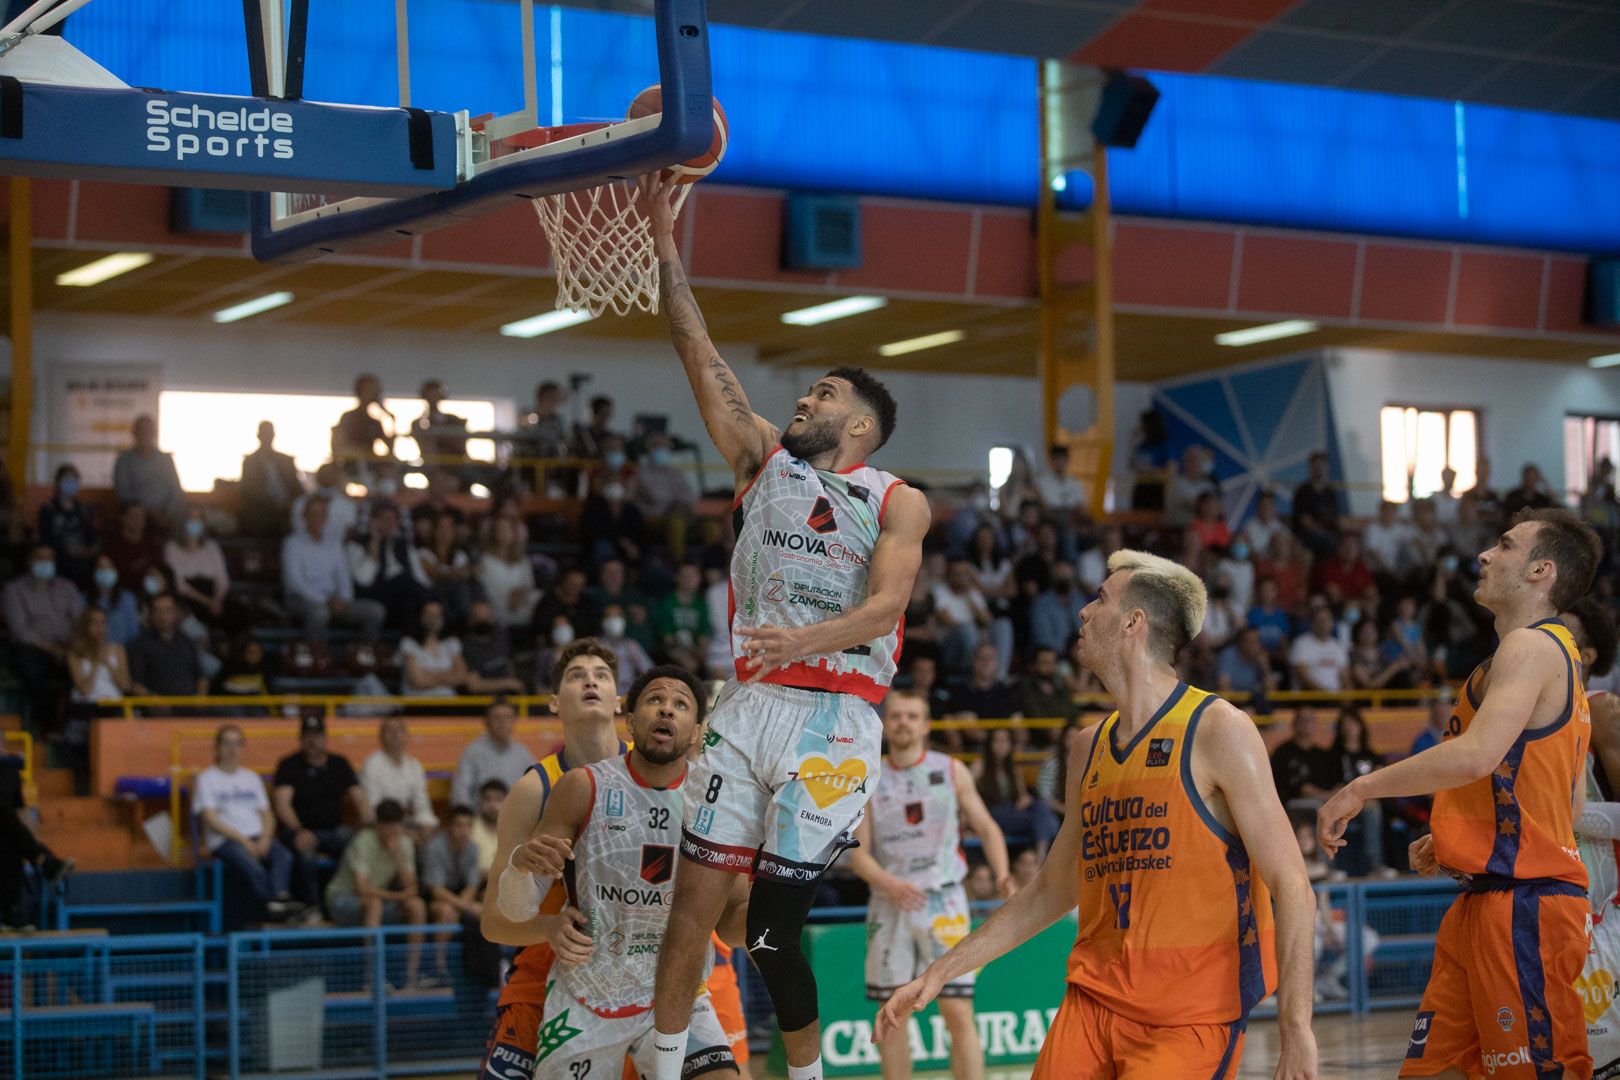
top-left (3, 729), bottom-right (33, 790)
top-left (108, 694), bottom-right (554, 721)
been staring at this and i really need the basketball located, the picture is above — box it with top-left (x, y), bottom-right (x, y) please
top-left (627, 84), bottom-right (728, 183)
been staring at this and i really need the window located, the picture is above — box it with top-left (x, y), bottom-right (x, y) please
top-left (158, 391), bottom-right (504, 493)
top-left (1379, 406), bottom-right (1479, 504)
top-left (1564, 414), bottom-right (1620, 501)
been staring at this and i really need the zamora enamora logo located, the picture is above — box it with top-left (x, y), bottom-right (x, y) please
top-left (145, 99), bottom-right (294, 162)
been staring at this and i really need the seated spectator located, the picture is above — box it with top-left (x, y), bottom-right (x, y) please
top-left (536, 568), bottom-right (593, 639)
top-left (450, 700), bottom-right (535, 812)
top-left (324, 799), bottom-right (429, 985)
top-left (348, 502), bottom-right (431, 631)
top-left (580, 475), bottom-right (647, 565)
top-left (1035, 444), bottom-right (1087, 513)
top-left (1213, 539), bottom-right (1256, 612)
top-left (1410, 692), bottom-right (1451, 756)
top-left (1200, 576), bottom-right (1244, 649)
top-left (165, 506), bottom-right (228, 626)
top-left (104, 502), bottom-right (165, 594)
top-left (477, 515), bottom-right (538, 629)
top-left (400, 601), bottom-right (468, 698)
top-left (1348, 619), bottom-right (1413, 691)
top-left (963, 863), bottom-right (997, 903)
top-left (702, 567), bottom-right (731, 681)
top-left (934, 558), bottom-right (999, 676)
top-left (112, 414), bottom-right (184, 528)
top-left (461, 601), bottom-right (526, 694)
top-left (194, 724), bottom-right (302, 924)
top-left (273, 716), bottom-right (370, 909)
top-left (948, 644), bottom-right (1018, 746)
top-left (331, 374), bottom-right (395, 477)
top-left (519, 379), bottom-right (570, 459)
top-left (128, 593), bottom-right (206, 700)
top-left (1257, 531), bottom-right (1310, 613)
top-left (37, 463), bottom-right (98, 588)
top-left (471, 778), bottom-right (506, 872)
top-left (1165, 445), bottom-right (1218, 528)
top-left (87, 554), bottom-right (141, 647)
top-left (358, 718), bottom-right (439, 838)
top-left (1270, 707), bottom-right (1337, 807)
top-left (1449, 495), bottom-right (1492, 566)
top-left (239, 421), bottom-right (304, 538)
top-left (946, 481), bottom-right (998, 557)
top-left (2, 545), bottom-right (83, 728)
top-left (1289, 608), bottom-right (1350, 692)
top-left (898, 655), bottom-right (956, 746)
top-left (217, 637), bottom-right (270, 698)
top-left (1189, 492), bottom-right (1231, 550)
top-left (967, 525), bottom-right (1017, 649)
top-left (1409, 498), bottom-right (1447, 569)
top-left (1245, 577), bottom-right (1293, 657)
top-left (1503, 462), bottom-right (1556, 517)
top-left (1216, 627), bottom-right (1275, 700)
top-left (419, 511), bottom-right (477, 625)
top-left (1012, 647), bottom-right (1078, 737)
top-left (1011, 848), bottom-right (1040, 890)
top-left (1388, 595), bottom-right (1431, 679)
top-left (1312, 533), bottom-right (1375, 606)
top-left (654, 563), bottom-right (710, 674)
top-left (1330, 707), bottom-right (1390, 876)
top-left (1028, 562), bottom-right (1082, 658)
top-left (1127, 408), bottom-right (1171, 511)
top-left (1006, 500), bottom-right (1044, 561)
top-left (597, 603), bottom-right (654, 686)
top-left (972, 728), bottom-right (1058, 853)
top-left (1240, 491), bottom-right (1287, 558)
top-left (67, 607), bottom-right (131, 716)
top-left (292, 464), bottom-right (362, 547)
top-left (1361, 501), bottom-right (1417, 588)
top-left (1034, 719), bottom-right (1083, 816)
top-left (422, 804), bottom-right (484, 979)
top-left (1290, 451), bottom-right (1340, 557)
top-left (283, 497), bottom-right (385, 644)
top-left (632, 432), bottom-right (696, 560)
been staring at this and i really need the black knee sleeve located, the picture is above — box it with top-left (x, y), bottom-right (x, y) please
top-left (744, 878), bottom-right (820, 1032)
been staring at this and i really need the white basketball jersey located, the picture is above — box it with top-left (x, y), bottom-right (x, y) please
top-left (869, 750), bottom-right (967, 890)
top-left (1584, 694), bottom-right (1620, 915)
top-left (554, 754), bottom-right (693, 1015)
top-left (730, 445), bottom-right (906, 704)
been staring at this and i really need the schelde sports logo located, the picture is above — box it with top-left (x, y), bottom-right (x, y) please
top-left (145, 99), bottom-right (294, 162)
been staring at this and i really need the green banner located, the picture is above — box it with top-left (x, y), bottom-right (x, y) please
top-left (769, 915), bottom-right (1078, 1076)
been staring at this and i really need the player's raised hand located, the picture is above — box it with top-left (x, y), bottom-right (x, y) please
top-left (635, 171), bottom-right (679, 239)
top-left (1409, 833), bottom-right (1438, 876)
top-left (736, 624), bottom-right (808, 681)
top-left (543, 906), bottom-right (595, 966)
top-left (1315, 780), bottom-right (1365, 858)
top-left (873, 969), bottom-right (945, 1043)
top-left (1274, 1025), bottom-right (1319, 1080)
top-left (513, 834), bottom-right (572, 878)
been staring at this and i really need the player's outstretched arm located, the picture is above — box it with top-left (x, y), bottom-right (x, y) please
top-left (480, 770), bottom-right (582, 953)
top-left (739, 486), bottom-right (930, 674)
top-left (1317, 626), bottom-right (1562, 855)
top-left (639, 173), bottom-right (778, 482)
top-left (1198, 702), bottom-right (1318, 1080)
top-left (953, 757), bottom-right (1014, 897)
top-left (874, 724), bottom-right (1094, 1042)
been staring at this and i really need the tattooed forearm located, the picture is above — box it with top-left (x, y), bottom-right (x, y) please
top-left (658, 259), bottom-right (708, 344)
top-left (708, 355), bottom-right (754, 428)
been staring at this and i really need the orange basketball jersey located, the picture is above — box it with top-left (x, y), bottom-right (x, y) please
top-left (1067, 682), bottom-right (1277, 1027)
top-left (1431, 618), bottom-right (1589, 887)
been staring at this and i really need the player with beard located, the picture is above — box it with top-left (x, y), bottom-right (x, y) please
top-left (638, 173), bottom-right (930, 1080)
top-left (1320, 509), bottom-right (1603, 1078)
top-left (524, 666), bottom-right (743, 1079)
top-left (478, 639), bottom-right (624, 1080)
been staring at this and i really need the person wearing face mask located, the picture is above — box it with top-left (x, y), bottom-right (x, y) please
top-left (1028, 562), bottom-right (1084, 655)
top-left (399, 601), bottom-right (469, 698)
top-left (1, 546), bottom-right (84, 730)
top-left (1214, 540), bottom-right (1256, 611)
top-left (580, 469), bottom-right (648, 565)
top-left (87, 554), bottom-right (141, 647)
top-left (461, 601), bottom-right (526, 694)
top-left (38, 464), bottom-right (98, 588)
top-left (239, 421), bottom-right (305, 538)
top-left (632, 431), bottom-right (697, 563)
top-left (164, 506), bottom-right (229, 626)
top-left (597, 602), bottom-right (654, 685)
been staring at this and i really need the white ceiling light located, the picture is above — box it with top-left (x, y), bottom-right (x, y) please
top-left (1590, 353), bottom-right (1620, 369)
top-left (499, 308), bottom-right (594, 338)
top-left (55, 252), bottom-right (153, 287)
top-left (780, 296), bottom-right (888, 326)
top-left (879, 329), bottom-right (965, 357)
top-left (1215, 319), bottom-right (1319, 347)
top-left (212, 291), bottom-right (294, 323)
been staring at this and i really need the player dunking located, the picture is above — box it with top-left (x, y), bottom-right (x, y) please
top-left (847, 689), bottom-right (1012, 1080)
top-left (878, 551), bottom-right (1319, 1079)
top-left (1319, 508), bottom-right (1603, 1078)
top-left (638, 172), bottom-right (930, 1080)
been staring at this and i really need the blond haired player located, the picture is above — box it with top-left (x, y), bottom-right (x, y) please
top-left (848, 688), bottom-right (1012, 1080)
top-left (879, 551), bottom-right (1318, 1079)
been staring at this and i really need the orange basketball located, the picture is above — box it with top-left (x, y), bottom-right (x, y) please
top-left (627, 85), bottom-right (728, 184)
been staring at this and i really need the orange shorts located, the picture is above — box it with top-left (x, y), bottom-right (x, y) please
top-left (1030, 985), bottom-right (1246, 1080)
top-left (707, 952), bottom-right (751, 1064)
top-left (481, 1000), bottom-right (545, 1080)
top-left (1399, 883), bottom-right (1592, 1079)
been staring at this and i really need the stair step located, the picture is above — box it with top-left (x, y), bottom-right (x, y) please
top-left (41, 826), bottom-right (167, 871)
top-left (35, 796), bottom-right (122, 827)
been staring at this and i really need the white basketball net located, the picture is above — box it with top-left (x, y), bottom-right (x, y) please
top-left (532, 179), bottom-right (692, 318)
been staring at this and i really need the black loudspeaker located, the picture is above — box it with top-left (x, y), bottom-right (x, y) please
top-left (1091, 71), bottom-right (1160, 149)
top-left (782, 193), bottom-right (861, 271)
top-left (1592, 259), bottom-right (1620, 328)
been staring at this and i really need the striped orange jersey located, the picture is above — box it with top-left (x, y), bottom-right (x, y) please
top-left (1431, 618), bottom-right (1589, 887)
top-left (1066, 682), bottom-right (1277, 1027)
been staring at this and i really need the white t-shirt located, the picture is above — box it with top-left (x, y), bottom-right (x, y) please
top-left (193, 764), bottom-right (270, 852)
top-left (400, 636), bottom-right (463, 697)
top-left (1361, 520), bottom-right (1416, 574)
top-left (359, 750), bottom-right (439, 828)
top-left (931, 583), bottom-right (988, 627)
top-left (1289, 634), bottom-right (1350, 692)
top-left (1241, 516), bottom-right (1287, 558)
top-left (1035, 471), bottom-right (1087, 511)
top-left (477, 554), bottom-right (538, 628)
top-left (704, 577), bottom-right (732, 677)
